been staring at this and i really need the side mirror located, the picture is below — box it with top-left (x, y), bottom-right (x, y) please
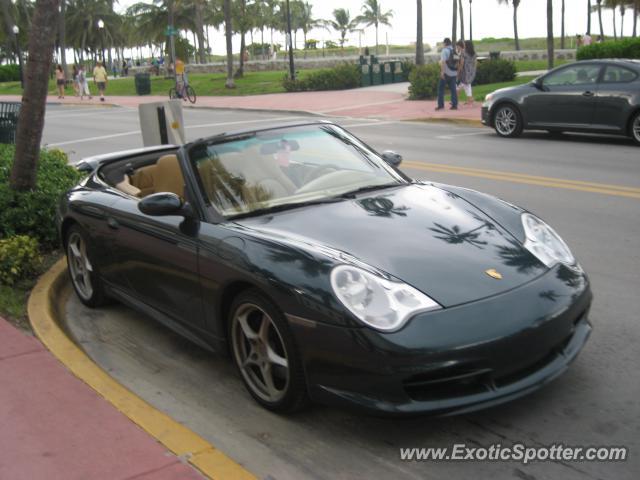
top-left (381, 150), bottom-right (403, 167)
top-left (139, 192), bottom-right (192, 217)
top-left (533, 77), bottom-right (544, 90)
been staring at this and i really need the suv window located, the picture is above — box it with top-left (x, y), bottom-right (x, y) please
top-left (603, 65), bottom-right (638, 83)
top-left (544, 65), bottom-right (601, 87)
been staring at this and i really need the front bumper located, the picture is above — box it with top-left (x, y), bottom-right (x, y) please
top-left (290, 264), bottom-right (592, 416)
top-left (481, 104), bottom-right (492, 126)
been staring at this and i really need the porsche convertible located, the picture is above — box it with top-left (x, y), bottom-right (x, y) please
top-left (58, 122), bottom-right (592, 415)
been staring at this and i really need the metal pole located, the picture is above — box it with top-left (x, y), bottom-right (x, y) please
top-left (285, 0), bottom-right (295, 80)
top-left (469, 0), bottom-right (473, 41)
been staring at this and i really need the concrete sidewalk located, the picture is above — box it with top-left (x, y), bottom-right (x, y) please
top-left (0, 85), bottom-right (483, 122)
top-left (0, 317), bottom-right (204, 480)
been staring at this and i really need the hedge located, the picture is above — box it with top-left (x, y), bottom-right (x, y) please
top-left (283, 63), bottom-right (361, 92)
top-left (0, 235), bottom-right (41, 286)
top-left (474, 58), bottom-right (516, 85)
top-left (577, 38), bottom-right (640, 60)
top-left (0, 145), bottom-right (83, 249)
top-left (0, 64), bottom-right (21, 83)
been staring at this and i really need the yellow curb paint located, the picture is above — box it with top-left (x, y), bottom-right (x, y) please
top-left (403, 161), bottom-right (640, 200)
top-left (28, 258), bottom-right (256, 480)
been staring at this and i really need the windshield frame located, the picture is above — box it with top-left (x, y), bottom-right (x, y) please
top-left (186, 122), bottom-right (411, 220)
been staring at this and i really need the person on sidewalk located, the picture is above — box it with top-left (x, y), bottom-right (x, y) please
top-left (93, 61), bottom-right (108, 102)
top-left (55, 64), bottom-right (66, 99)
top-left (436, 38), bottom-right (458, 111)
top-left (72, 65), bottom-right (80, 97)
top-left (457, 40), bottom-right (477, 107)
top-left (78, 65), bottom-right (92, 100)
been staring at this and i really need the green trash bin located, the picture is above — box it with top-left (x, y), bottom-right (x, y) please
top-left (361, 64), bottom-right (372, 87)
top-left (135, 72), bottom-right (151, 95)
top-left (382, 62), bottom-right (393, 84)
top-left (392, 61), bottom-right (403, 83)
top-left (370, 63), bottom-right (382, 85)
top-left (0, 102), bottom-right (21, 145)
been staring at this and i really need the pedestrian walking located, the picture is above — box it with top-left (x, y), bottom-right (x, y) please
top-left (457, 40), bottom-right (477, 107)
top-left (72, 65), bottom-right (80, 97)
top-left (93, 61), bottom-right (108, 102)
top-left (78, 65), bottom-right (92, 100)
top-left (436, 38), bottom-right (458, 111)
top-left (55, 64), bottom-right (66, 99)
top-left (583, 32), bottom-right (592, 46)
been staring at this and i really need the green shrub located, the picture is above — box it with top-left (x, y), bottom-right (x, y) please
top-left (408, 63), bottom-right (440, 100)
top-left (283, 63), bottom-right (361, 92)
top-left (577, 38), bottom-right (640, 60)
top-left (0, 145), bottom-right (83, 249)
top-left (474, 58), bottom-right (516, 85)
top-left (0, 235), bottom-right (41, 285)
top-left (0, 64), bottom-right (21, 83)
top-left (400, 60), bottom-right (415, 81)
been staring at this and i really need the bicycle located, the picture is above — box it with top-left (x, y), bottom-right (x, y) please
top-left (169, 77), bottom-right (196, 104)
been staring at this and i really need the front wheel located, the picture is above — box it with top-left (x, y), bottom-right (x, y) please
top-left (65, 225), bottom-right (108, 308)
top-left (493, 104), bottom-right (523, 138)
top-left (630, 111), bottom-right (640, 146)
top-left (229, 289), bottom-right (308, 413)
top-left (168, 87), bottom-right (178, 100)
top-left (185, 85), bottom-right (196, 104)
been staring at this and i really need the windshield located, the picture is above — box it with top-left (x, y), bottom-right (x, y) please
top-left (188, 124), bottom-right (407, 217)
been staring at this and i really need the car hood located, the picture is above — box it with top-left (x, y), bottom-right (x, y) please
top-left (237, 183), bottom-right (547, 307)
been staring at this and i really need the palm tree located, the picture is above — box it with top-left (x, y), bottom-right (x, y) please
top-left (587, 0), bottom-right (591, 34)
top-left (458, 0), bottom-right (465, 42)
top-left (469, 0), bottom-right (473, 40)
top-left (10, 0), bottom-right (61, 191)
top-left (298, 1), bottom-right (322, 55)
top-left (561, 0), bottom-right (565, 48)
top-left (497, 0), bottom-right (521, 51)
top-left (452, 0), bottom-right (457, 43)
top-left (596, 0), bottom-right (604, 38)
top-left (325, 8), bottom-right (358, 48)
top-left (547, 0), bottom-right (554, 70)
top-left (416, 0), bottom-right (424, 65)
top-left (356, 0), bottom-right (393, 55)
top-left (233, 0), bottom-right (251, 77)
top-left (632, 0), bottom-right (638, 37)
top-left (223, 0), bottom-right (234, 88)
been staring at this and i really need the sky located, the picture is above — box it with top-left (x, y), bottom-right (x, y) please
top-left (116, 1), bottom-right (635, 56)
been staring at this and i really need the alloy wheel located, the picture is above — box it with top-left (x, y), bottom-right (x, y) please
top-left (67, 231), bottom-right (94, 301)
top-left (495, 106), bottom-right (518, 136)
top-left (231, 303), bottom-right (290, 403)
top-left (633, 114), bottom-right (640, 143)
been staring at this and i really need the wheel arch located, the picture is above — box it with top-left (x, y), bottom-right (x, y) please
top-left (626, 107), bottom-right (640, 138)
top-left (60, 217), bottom-right (79, 247)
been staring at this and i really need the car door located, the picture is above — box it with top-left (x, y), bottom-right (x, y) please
top-left (592, 64), bottom-right (639, 132)
top-left (525, 63), bottom-right (602, 128)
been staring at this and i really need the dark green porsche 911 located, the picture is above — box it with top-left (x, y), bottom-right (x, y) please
top-left (58, 122), bottom-right (592, 415)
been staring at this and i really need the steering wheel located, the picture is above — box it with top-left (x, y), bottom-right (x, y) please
top-left (302, 164), bottom-right (341, 184)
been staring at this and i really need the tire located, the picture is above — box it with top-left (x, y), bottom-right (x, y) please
top-left (630, 111), bottom-right (640, 146)
top-left (228, 289), bottom-right (308, 413)
top-left (65, 225), bottom-right (108, 308)
top-left (493, 103), bottom-right (523, 138)
top-left (168, 87), bottom-right (178, 100)
top-left (185, 85), bottom-right (196, 104)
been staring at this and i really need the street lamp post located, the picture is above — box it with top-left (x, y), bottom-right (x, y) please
top-left (285, 0), bottom-right (295, 80)
top-left (469, 0), bottom-right (473, 42)
top-left (97, 19), bottom-right (105, 63)
top-left (12, 25), bottom-right (23, 89)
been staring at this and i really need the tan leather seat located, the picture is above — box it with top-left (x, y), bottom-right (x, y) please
top-left (130, 165), bottom-right (156, 197)
top-left (153, 154), bottom-right (185, 198)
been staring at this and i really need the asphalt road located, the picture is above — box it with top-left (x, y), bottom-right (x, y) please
top-left (48, 104), bottom-right (640, 480)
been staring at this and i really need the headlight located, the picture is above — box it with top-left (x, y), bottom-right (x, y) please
top-left (485, 93), bottom-right (494, 102)
top-left (521, 213), bottom-right (575, 267)
top-left (330, 265), bottom-right (441, 332)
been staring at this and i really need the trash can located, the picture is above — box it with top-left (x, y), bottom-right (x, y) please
top-left (135, 72), bottom-right (151, 95)
top-left (0, 102), bottom-right (21, 144)
top-left (382, 62), bottom-right (393, 84)
top-left (392, 61), bottom-right (403, 82)
top-left (361, 64), bottom-right (372, 87)
top-left (371, 63), bottom-right (382, 85)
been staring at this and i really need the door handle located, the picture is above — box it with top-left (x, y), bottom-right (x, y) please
top-left (107, 217), bottom-right (119, 230)
top-left (582, 91), bottom-right (595, 97)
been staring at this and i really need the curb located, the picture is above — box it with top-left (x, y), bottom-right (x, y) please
top-left (408, 117), bottom-right (484, 127)
top-left (27, 258), bottom-right (256, 480)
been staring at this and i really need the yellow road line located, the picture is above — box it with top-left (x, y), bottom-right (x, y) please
top-left (403, 161), bottom-right (640, 199)
top-left (28, 259), bottom-right (256, 480)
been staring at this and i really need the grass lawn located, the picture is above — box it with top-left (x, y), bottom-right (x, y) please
top-left (514, 59), bottom-right (570, 72)
top-left (0, 70), bottom-right (290, 97)
top-left (443, 76), bottom-right (536, 102)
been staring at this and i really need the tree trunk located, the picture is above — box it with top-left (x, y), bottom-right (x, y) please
top-left (0, 0), bottom-right (16, 60)
top-left (195, 0), bottom-right (206, 63)
top-left (416, 0), bottom-right (424, 65)
top-left (587, 0), bottom-right (591, 35)
top-left (620, 8), bottom-right (625, 39)
top-left (452, 0), bottom-right (457, 43)
top-left (10, 0), bottom-right (61, 191)
top-left (235, 32), bottom-right (245, 78)
top-left (633, 4), bottom-right (638, 37)
top-left (224, 0), bottom-right (234, 88)
top-left (514, 4), bottom-right (520, 51)
top-left (561, 0), bottom-right (565, 49)
top-left (612, 9), bottom-right (617, 41)
top-left (58, 0), bottom-right (67, 74)
top-left (375, 22), bottom-right (379, 55)
top-left (458, 0), bottom-right (465, 42)
top-left (547, 0), bottom-right (554, 70)
top-left (597, 2), bottom-right (604, 38)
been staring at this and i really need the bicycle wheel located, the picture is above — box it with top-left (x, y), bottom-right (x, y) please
top-left (186, 85), bottom-right (197, 104)
top-left (168, 87), bottom-right (178, 99)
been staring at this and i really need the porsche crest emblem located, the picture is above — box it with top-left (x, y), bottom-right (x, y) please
top-left (485, 268), bottom-right (503, 280)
